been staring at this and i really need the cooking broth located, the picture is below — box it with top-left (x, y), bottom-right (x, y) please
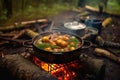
top-left (34, 32), bottom-right (82, 52)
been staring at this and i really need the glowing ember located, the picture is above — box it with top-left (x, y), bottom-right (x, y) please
top-left (33, 57), bottom-right (83, 80)
top-left (1, 52), bottom-right (5, 58)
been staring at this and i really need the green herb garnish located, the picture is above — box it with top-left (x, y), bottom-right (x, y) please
top-left (37, 43), bottom-right (60, 49)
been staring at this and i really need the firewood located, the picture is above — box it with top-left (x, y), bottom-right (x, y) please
top-left (0, 54), bottom-right (58, 80)
top-left (79, 54), bottom-right (105, 80)
top-left (0, 33), bottom-right (16, 37)
top-left (13, 23), bottom-right (49, 39)
top-left (0, 36), bottom-right (25, 44)
top-left (25, 29), bottom-right (38, 38)
top-left (96, 36), bottom-right (120, 49)
top-left (102, 17), bottom-right (112, 28)
top-left (85, 5), bottom-right (99, 12)
top-left (94, 48), bottom-right (120, 63)
top-left (13, 30), bottom-right (26, 39)
top-left (15, 19), bottom-right (47, 25)
top-left (34, 23), bottom-right (48, 32)
top-left (0, 19), bottom-right (47, 32)
top-left (0, 41), bottom-right (9, 45)
top-left (0, 24), bottom-right (29, 32)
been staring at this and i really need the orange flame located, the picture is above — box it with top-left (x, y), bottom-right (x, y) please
top-left (2, 52), bottom-right (5, 58)
top-left (33, 57), bottom-right (80, 80)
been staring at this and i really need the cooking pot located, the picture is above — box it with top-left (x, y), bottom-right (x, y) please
top-left (85, 18), bottom-right (102, 34)
top-left (64, 21), bottom-right (86, 37)
top-left (24, 31), bottom-right (92, 64)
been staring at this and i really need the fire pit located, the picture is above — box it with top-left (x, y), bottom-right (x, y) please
top-left (33, 57), bottom-right (81, 80)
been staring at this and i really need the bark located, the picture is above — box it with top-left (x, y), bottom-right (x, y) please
top-left (0, 54), bottom-right (58, 80)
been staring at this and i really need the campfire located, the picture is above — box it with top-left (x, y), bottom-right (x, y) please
top-left (33, 56), bottom-right (83, 80)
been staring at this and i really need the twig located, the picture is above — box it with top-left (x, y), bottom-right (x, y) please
top-left (49, 21), bottom-right (54, 31)
top-left (0, 41), bottom-right (9, 45)
top-left (0, 36), bottom-right (25, 44)
top-left (12, 30), bottom-right (26, 39)
top-left (0, 33), bottom-right (16, 37)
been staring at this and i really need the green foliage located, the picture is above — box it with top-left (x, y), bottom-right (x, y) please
top-left (86, 0), bottom-right (120, 15)
top-left (0, 9), bottom-right (7, 20)
top-left (0, 0), bottom-right (78, 25)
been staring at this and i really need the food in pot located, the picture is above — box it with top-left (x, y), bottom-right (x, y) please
top-left (34, 32), bottom-right (82, 52)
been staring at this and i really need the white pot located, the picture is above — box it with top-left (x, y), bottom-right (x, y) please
top-left (64, 21), bottom-right (86, 37)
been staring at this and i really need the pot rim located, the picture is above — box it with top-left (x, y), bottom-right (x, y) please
top-left (64, 21), bottom-right (86, 30)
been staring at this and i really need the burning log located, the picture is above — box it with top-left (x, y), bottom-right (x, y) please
top-left (94, 48), bottom-right (120, 63)
top-left (0, 54), bottom-right (58, 80)
top-left (79, 54), bottom-right (105, 80)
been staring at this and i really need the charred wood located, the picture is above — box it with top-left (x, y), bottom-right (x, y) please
top-left (79, 54), bottom-right (105, 80)
top-left (0, 54), bottom-right (58, 80)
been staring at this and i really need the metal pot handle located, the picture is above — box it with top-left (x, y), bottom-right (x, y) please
top-left (82, 40), bottom-right (92, 49)
top-left (23, 39), bottom-right (33, 48)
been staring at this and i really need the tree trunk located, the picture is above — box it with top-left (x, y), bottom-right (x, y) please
top-left (2, 0), bottom-right (13, 18)
top-left (78, 0), bottom-right (86, 7)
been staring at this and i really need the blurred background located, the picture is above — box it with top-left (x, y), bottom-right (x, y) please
top-left (0, 0), bottom-right (120, 26)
